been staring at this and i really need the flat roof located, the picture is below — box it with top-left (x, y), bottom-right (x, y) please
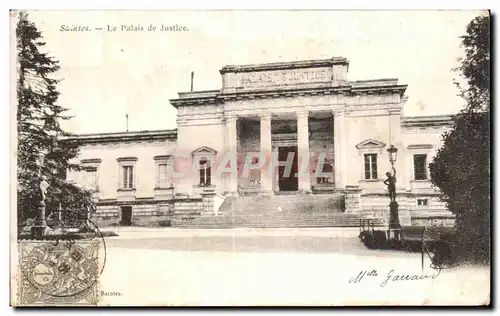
top-left (220, 57), bottom-right (349, 74)
top-left (402, 115), bottom-right (455, 127)
top-left (63, 129), bottom-right (178, 144)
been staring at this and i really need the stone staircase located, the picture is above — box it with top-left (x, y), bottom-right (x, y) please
top-left (170, 194), bottom-right (366, 228)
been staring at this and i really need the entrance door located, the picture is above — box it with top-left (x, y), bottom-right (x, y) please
top-left (278, 146), bottom-right (298, 191)
top-left (120, 206), bottom-right (132, 226)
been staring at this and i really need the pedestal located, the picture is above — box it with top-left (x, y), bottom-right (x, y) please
top-left (388, 201), bottom-right (402, 241)
top-left (31, 201), bottom-right (48, 239)
top-left (389, 201), bottom-right (401, 229)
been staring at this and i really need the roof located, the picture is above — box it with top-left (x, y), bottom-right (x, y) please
top-left (63, 129), bottom-right (178, 144)
top-left (219, 57), bottom-right (349, 74)
top-left (401, 115), bottom-right (455, 128)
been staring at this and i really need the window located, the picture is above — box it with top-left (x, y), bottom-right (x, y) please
top-left (199, 159), bottom-right (211, 186)
top-left (414, 154), bottom-right (428, 180)
top-left (417, 199), bottom-right (429, 206)
top-left (157, 163), bottom-right (169, 188)
top-left (364, 154), bottom-right (378, 180)
top-left (85, 167), bottom-right (98, 189)
top-left (154, 155), bottom-right (172, 189)
top-left (117, 157), bottom-right (137, 191)
top-left (191, 147), bottom-right (216, 187)
top-left (122, 165), bottom-right (134, 189)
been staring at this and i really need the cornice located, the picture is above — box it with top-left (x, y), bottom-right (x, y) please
top-left (117, 157), bottom-right (138, 162)
top-left (407, 144), bottom-right (434, 150)
top-left (80, 158), bottom-right (102, 164)
top-left (219, 57), bottom-right (349, 74)
top-left (64, 129), bottom-right (177, 144)
top-left (402, 115), bottom-right (455, 128)
top-left (169, 95), bottom-right (218, 108)
top-left (170, 83), bottom-right (408, 108)
top-left (351, 84), bottom-right (407, 97)
top-left (153, 155), bottom-right (172, 161)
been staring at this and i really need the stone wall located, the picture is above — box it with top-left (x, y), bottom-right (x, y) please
top-left (132, 204), bottom-right (170, 227)
top-left (91, 202), bottom-right (173, 227)
top-left (344, 185), bottom-right (362, 213)
top-left (173, 198), bottom-right (203, 218)
top-left (356, 192), bottom-right (454, 227)
top-left (92, 205), bottom-right (120, 227)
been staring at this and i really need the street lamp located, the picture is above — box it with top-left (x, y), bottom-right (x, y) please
top-left (386, 144), bottom-right (401, 240)
top-left (31, 149), bottom-right (49, 238)
top-left (387, 145), bottom-right (398, 166)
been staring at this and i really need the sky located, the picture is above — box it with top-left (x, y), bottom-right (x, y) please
top-left (23, 10), bottom-right (483, 134)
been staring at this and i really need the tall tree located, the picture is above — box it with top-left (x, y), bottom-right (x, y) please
top-left (16, 12), bottom-right (95, 227)
top-left (454, 13), bottom-right (491, 114)
top-left (429, 13), bottom-right (491, 264)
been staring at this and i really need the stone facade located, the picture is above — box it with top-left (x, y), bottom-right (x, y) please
top-left (66, 57), bottom-right (456, 227)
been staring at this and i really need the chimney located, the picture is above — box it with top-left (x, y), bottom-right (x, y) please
top-left (190, 71), bottom-right (194, 92)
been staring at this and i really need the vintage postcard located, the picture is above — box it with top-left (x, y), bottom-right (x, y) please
top-left (10, 10), bottom-right (491, 306)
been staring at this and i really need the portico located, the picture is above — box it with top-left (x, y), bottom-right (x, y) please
top-left (229, 110), bottom-right (338, 196)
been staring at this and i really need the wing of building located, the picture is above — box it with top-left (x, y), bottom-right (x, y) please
top-left (66, 57), bottom-right (455, 228)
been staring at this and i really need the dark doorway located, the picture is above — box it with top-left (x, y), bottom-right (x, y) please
top-left (120, 206), bottom-right (132, 226)
top-left (278, 146), bottom-right (298, 191)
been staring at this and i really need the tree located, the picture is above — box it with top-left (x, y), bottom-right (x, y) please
top-left (454, 13), bottom-right (491, 114)
top-left (16, 12), bottom-right (95, 228)
top-left (429, 13), bottom-right (491, 264)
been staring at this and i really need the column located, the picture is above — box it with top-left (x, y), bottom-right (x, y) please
top-left (334, 110), bottom-right (346, 189)
top-left (225, 115), bottom-right (238, 196)
top-left (259, 113), bottom-right (273, 194)
top-left (297, 110), bottom-right (311, 194)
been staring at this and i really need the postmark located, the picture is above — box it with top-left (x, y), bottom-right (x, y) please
top-left (17, 218), bottom-right (106, 306)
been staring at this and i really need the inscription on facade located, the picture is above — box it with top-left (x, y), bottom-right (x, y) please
top-left (238, 69), bottom-right (329, 87)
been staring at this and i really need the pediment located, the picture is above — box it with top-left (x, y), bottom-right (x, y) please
top-left (191, 146), bottom-right (217, 156)
top-left (407, 144), bottom-right (433, 150)
top-left (356, 139), bottom-right (386, 149)
top-left (153, 155), bottom-right (172, 161)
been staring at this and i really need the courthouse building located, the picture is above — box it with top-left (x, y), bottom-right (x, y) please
top-left (67, 57), bottom-right (455, 228)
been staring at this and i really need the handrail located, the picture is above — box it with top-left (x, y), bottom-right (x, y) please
top-left (359, 218), bottom-right (377, 233)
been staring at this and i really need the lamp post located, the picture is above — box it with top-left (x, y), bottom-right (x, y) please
top-left (386, 145), bottom-right (401, 240)
top-left (31, 150), bottom-right (49, 239)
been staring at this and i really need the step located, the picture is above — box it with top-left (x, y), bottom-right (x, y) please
top-left (175, 194), bottom-right (353, 228)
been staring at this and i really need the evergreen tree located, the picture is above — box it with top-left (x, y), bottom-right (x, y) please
top-left (429, 13), bottom-right (490, 264)
top-left (16, 12), bottom-right (95, 227)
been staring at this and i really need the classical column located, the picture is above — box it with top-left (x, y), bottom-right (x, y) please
top-left (259, 113), bottom-right (273, 194)
top-left (225, 115), bottom-right (238, 196)
top-left (297, 110), bottom-right (311, 194)
top-left (334, 110), bottom-right (346, 189)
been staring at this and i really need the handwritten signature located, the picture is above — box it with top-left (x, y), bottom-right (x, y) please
top-left (349, 268), bottom-right (441, 288)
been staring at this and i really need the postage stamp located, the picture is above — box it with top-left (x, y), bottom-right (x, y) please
top-left (18, 239), bottom-right (103, 306)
